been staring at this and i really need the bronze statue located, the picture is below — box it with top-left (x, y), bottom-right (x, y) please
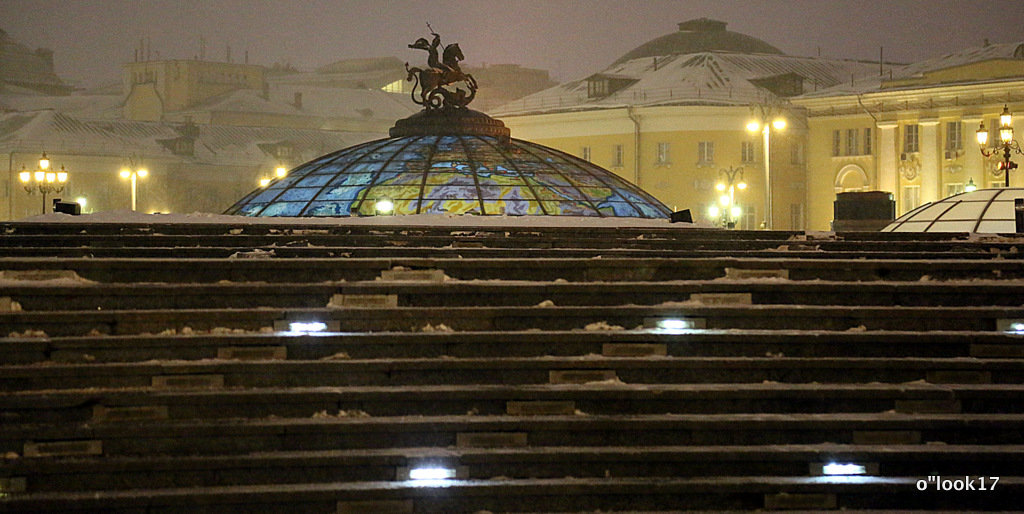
top-left (405, 26), bottom-right (477, 110)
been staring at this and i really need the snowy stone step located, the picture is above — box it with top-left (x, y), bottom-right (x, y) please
top-left (5, 356), bottom-right (1023, 392)
top-left (4, 304), bottom-right (1023, 337)
top-left (13, 280), bottom-right (1024, 311)
top-left (6, 383), bottom-right (1020, 425)
top-left (2, 474), bottom-right (1023, 513)
top-left (5, 330), bottom-right (1018, 366)
top-left (3, 256), bottom-right (1024, 284)
top-left (7, 243), bottom-right (1021, 263)
top-left (5, 413), bottom-right (1024, 459)
top-left (8, 444), bottom-right (1024, 494)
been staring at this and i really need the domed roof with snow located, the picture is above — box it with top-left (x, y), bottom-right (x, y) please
top-left (883, 188), bottom-right (1024, 233)
top-left (612, 18), bottom-right (783, 65)
top-left (225, 108), bottom-right (670, 219)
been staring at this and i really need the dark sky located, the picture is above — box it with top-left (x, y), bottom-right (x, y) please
top-left (4, 0), bottom-right (1024, 88)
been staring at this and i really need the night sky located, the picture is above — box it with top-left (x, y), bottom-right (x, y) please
top-left (4, 0), bottom-right (1024, 88)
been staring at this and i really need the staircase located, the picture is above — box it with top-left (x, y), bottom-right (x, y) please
top-left (1, 222), bottom-right (1023, 512)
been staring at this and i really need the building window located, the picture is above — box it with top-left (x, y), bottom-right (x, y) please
top-left (612, 144), bottom-right (623, 167)
top-left (846, 129), bottom-right (859, 156)
top-left (790, 203), bottom-right (805, 230)
top-left (985, 119), bottom-right (998, 149)
top-left (588, 79), bottom-right (608, 98)
top-left (656, 142), bottom-right (670, 165)
top-left (382, 79), bottom-right (404, 93)
top-left (741, 205), bottom-right (756, 230)
top-left (946, 121), bottom-right (962, 151)
top-left (581, 146), bottom-right (591, 162)
top-left (790, 141), bottom-right (804, 165)
top-left (946, 183), bottom-right (965, 197)
top-left (901, 185), bottom-right (921, 214)
top-left (904, 124), bottom-right (919, 153)
top-left (990, 180), bottom-right (1004, 189)
top-left (832, 130), bottom-right (841, 157)
top-left (863, 128), bottom-right (872, 155)
top-left (697, 141), bottom-right (714, 165)
top-left (741, 141), bottom-right (757, 163)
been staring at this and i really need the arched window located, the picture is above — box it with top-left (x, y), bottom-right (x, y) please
top-left (835, 164), bottom-right (870, 192)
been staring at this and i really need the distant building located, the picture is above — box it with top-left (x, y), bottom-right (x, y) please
top-left (495, 18), bottom-right (880, 229)
top-left (122, 58), bottom-right (416, 133)
top-left (0, 40), bottom-right (416, 220)
top-left (0, 110), bottom-right (372, 219)
top-left (792, 41), bottom-right (1024, 229)
top-left (0, 28), bottom-right (71, 95)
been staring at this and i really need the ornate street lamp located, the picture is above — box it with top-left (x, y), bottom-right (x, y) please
top-left (709, 166), bottom-right (746, 229)
top-left (18, 152), bottom-right (69, 214)
top-left (119, 163), bottom-right (148, 211)
top-left (976, 105), bottom-right (1021, 187)
top-left (747, 112), bottom-right (786, 229)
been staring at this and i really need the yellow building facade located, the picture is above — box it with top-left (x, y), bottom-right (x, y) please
top-left (794, 42), bottom-right (1024, 230)
top-left (498, 21), bottom-right (1024, 231)
top-left (504, 105), bottom-right (807, 229)
top-left (496, 18), bottom-right (877, 230)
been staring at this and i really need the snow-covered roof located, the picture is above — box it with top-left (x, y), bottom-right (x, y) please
top-left (798, 41), bottom-right (1024, 99)
top-left (895, 41), bottom-right (1024, 81)
top-left (267, 85), bottom-right (416, 120)
top-left (493, 52), bottom-right (879, 116)
top-left (173, 85), bottom-right (416, 125)
top-left (0, 109), bottom-right (377, 166)
top-left (0, 91), bottom-right (124, 119)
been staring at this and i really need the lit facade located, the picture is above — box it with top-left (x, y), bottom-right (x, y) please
top-left (793, 42), bottom-right (1024, 230)
top-left (495, 19), bottom-right (878, 230)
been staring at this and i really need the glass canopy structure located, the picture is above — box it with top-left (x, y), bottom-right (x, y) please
top-left (226, 134), bottom-right (671, 218)
top-left (883, 188), bottom-right (1024, 233)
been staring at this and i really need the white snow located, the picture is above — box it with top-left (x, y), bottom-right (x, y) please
top-left (580, 321), bottom-right (625, 331)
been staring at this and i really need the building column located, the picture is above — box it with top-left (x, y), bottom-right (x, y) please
top-left (877, 122), bottom-right (898, 195)
top-left (919, 119), bottom-right (941, 203)
top-left (962, 116), bottom-right (984, 190)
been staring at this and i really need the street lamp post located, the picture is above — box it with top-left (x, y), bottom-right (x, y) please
top-left (18, 152), bottom-right (69, 214)
top-left (976, 105), bottom-right (1021, 187)
top-left (709, 166), bottom-right (746, 229)
top-left (119, 164), bottom-right (148, 211)
top-left (747, 116), bottom-right (786, 229)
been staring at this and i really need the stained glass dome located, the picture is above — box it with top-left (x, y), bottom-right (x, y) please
top-left (225, 110), bottom-right (671, 219)
top-left (883, 188), bottom-right (1024, 233)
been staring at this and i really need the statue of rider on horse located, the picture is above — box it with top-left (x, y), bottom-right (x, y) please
top-left (405, 25), bottom-right (478, 110)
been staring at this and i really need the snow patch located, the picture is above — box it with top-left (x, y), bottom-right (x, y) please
top-left (8, 329), bottom-right (47, 338)
top-left (320, 352), bottom-right (352, 360)
top-left (229, 249), bottom-right (276, 259)
top-left (536, 299), bottom-right (556, 307)
top-left (580, 321), bottom-right (625, 331)
top-left (0, 270), bottom-right (94, 285)
top-left (312, 409), bottom-right (370, 418)
top-left (420, 323), bottom-right (454, 332)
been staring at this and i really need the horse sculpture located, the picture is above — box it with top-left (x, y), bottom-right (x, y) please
top-left (405, 31), bottom-right (477, 110)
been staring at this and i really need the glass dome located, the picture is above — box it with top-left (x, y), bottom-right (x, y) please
top-left (226, 134), bottom-right (671, 218)
top-left (882, 188), bottom-right (1024, 233)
